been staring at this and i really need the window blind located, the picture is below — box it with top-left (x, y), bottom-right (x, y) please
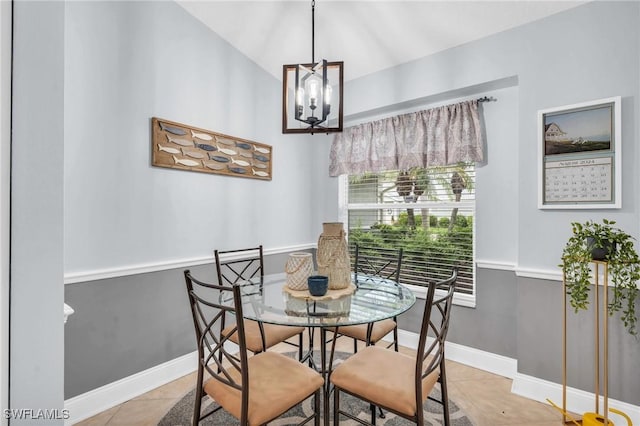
top-left (345, 164), bottom-right (475, 295)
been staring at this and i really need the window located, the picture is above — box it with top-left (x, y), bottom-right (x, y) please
top-left (339, 164), bottom-right (475, 306)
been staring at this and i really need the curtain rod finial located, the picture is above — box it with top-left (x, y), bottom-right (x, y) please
top-left (477, 96), bottom-right (496, 103)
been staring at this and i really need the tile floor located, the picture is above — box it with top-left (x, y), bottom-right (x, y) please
top-left (75, 335), bottom-right (569, 426)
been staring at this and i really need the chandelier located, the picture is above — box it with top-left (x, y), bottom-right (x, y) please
top-left (282, 0), bottom-right (343, 134)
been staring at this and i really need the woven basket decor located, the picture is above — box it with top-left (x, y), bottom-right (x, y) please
top-left (285, 252), bottom-right (314, 290)
top-left (317, 222), bottom-right (351, 290)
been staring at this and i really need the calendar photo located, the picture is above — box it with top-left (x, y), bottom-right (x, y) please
top-left (537, 96), bottom-right (621, 209)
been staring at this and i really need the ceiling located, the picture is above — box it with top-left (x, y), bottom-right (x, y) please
top-left (177, 1), bottom-right (585, 82)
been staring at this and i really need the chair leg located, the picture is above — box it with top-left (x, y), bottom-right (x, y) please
top-left (314, 388), bottom-right (321, 426)
top-left (353, 337), bottom-right (358, 353)
top-left (440, 360), bottom-right (451, 426)
top-left (333, 387), bottom-right (340, 425)
top-left (393, 325), bottom-right (399, 352)
top-left (192, 366), bottom-right (204, 426)
top-left (298, 332), bottom-right (303, 361)
top-left (370, 403), bottom-right (377, 425)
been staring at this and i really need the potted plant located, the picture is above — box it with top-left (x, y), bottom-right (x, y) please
top-left (561, 219), bottom-right (640, 336)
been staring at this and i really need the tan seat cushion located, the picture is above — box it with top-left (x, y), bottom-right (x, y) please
top-left (222, 320), bottom-right (304, 353)
top-left (337, 318), bottom-right (396, 343)
top-left (204, 351), bottom-right (324, 426)
top-left (330, 346), bottom-right (439, 417)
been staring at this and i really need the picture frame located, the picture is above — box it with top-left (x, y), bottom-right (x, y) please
top-left (537, 96), bottom-right (621, 209)
top-left (151, 117), bottom-right (272, 181)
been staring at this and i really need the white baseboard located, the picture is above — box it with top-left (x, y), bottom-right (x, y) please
top-left (67, 329), bottom-right (638, 426)
top-left (393, 329), bottom-right (518, 379)
top-left (396, 329), bottom-right (639, 424)
top-left (512, 373), bottom-right (640, 425)
top-left (64, 351), bottom-right (198, 425)
top-left (64, 341), bottom-right (239, 425)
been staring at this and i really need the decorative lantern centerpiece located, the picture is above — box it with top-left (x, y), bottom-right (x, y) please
top-left (317, 222), bottom-right (351, 289)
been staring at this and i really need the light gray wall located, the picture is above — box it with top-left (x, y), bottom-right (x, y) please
top-left (346, 2), bottom-right (639, 270)
top-left (60, 2), bottom-right (328, 399)
top-left (0, 1), bottom-right (11, 423)
top-left (11, 1), bottom-right (66, 423)
top-left (342, 1), bottom-right (640, 406)
top-left (63, 1), bottom-right (317, 276)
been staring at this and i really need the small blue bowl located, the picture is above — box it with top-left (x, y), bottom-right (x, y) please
top-left (308, 275), bottom-right (329, 296)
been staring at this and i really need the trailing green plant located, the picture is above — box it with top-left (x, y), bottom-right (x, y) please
top-left (561, 219), bottom-right (640, 336)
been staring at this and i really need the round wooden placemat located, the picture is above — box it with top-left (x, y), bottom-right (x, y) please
top-left (283, 283), bottom-right (356, 301)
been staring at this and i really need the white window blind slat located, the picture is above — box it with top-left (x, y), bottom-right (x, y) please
top-left (345, 165), bottom-right (475, 295)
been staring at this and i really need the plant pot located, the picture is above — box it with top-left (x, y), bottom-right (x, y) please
top-left (587, 237), bottom-right (616, 261)
top-left (308, 275), bottom-right (329, 296)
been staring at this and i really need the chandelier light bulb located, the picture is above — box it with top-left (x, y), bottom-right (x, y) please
top-left (308, 79), bottom-right (318, 109)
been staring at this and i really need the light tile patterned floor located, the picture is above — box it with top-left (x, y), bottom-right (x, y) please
top-left (75, 335), bottom-right (567, 426)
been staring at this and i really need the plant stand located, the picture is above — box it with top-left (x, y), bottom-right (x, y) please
top-left (562, 260), bottom-right (610, 425)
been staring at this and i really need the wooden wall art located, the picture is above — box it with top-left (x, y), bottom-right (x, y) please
top-left (151, 117), bottom-right (272, 181)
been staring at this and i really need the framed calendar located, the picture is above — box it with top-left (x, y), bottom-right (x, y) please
top-left (538, 96), bottom-right (621, 209)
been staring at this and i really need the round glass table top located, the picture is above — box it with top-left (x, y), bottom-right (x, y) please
top-left (231, 274), bottom-right (416, 327)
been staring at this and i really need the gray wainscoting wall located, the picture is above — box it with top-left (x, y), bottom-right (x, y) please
top-left (517, 275), bottom-right (640, 404)
top-left (397, 267), bottom-right (517, 359)
top-left (397, 267), bottom-right (640, 406)
top-left (64, 250), bottom-right (307, 399)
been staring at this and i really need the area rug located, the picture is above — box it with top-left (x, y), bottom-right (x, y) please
top-left (159, 352), bottom-right (475, 426)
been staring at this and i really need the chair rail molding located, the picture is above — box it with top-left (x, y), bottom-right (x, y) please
top-left (515, 266), bottom-right (562, 281)
top-left (476, 259), bottom-right (562, 282)
top-left (475, 259), bottom-right (516, 271)
top-left (64, 243), bottom-right (316, 284)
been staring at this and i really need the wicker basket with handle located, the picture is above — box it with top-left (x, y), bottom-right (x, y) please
top-left (285, 252), bottom-right (314, 290)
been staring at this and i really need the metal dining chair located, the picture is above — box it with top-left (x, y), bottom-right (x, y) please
top-left (214, 246), bottom-right (305, 360)
top-left (184, 270), bottom-right (324, 426)
top-left (333, 244), bottom-right (404, 353)
top-left (329, 268), bottom-right (458, 426)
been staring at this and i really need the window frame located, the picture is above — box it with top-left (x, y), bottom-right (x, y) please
top-left (337, 174), bottom-right (477, 308)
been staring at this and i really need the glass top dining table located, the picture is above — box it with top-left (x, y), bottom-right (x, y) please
top-left (234, 273), bottom-right (417, 328)
top-left (231, 273), bottom-right (416, 426)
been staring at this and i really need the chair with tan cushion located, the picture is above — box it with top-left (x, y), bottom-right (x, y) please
top-left (184, 270), bottom-right (324, 426)
top-left (334, 244), bottom-right (403, 353)
top-left (215, 246), bottom-right (305, 359)
top-left (330, 268), bottom-right (458, 426)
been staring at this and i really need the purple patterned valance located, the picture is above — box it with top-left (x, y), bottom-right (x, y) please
top-left (329, 99), bottom-right (484, 176)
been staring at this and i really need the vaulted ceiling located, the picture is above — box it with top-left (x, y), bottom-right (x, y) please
top-left (177, 1), bottom-right (585, 82)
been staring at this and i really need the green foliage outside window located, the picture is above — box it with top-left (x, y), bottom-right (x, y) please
top-left (348, 220), bottom-right (473, 292)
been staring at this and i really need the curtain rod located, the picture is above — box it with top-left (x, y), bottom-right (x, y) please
top-left (477, 96), bottom-right (497, 103)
